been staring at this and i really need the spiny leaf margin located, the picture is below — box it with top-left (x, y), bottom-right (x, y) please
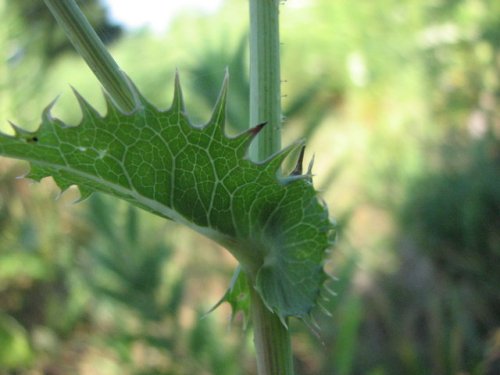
top-left (0, 73), bottom-right (335, 322)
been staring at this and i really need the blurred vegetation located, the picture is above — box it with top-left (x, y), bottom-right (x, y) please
top-left (1, 0), bottom-right (499, 374)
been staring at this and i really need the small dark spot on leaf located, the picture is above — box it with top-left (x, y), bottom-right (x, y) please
top-left (27, 136), bottom-right (38, 143)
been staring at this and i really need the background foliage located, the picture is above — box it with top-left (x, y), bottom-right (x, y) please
top-left (0, 0), bottom-right (499, 374)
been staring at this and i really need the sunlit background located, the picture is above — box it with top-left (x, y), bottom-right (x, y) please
top-left (1, 0), bottom-right (499, 374)
top-left (104, 0), bottom-right (224, 33)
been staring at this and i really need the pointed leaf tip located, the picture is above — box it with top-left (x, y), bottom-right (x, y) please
top-left (72, 87), bottom-right (101, 120)
top-left (42, 96), bottom-right (60, 121)
top-left (208, 73), bottom-right (229, 126)
top-left (249, 122), bottom-right (267, 137)
top-left (171, 70), bottom-right (185, 112)
top-left (304, 314), bottom-right (322, 337)
top-left (231, 122), bottom-right (268, 157)
top-left (318, 302), bottom-right (333, 318)
top-left (9, 121), bottom-right (31, 137)
top-left (290, 145), bottom-right (306, 176)
top-left (307, 154), bottom-right (315, 175)
top-left (266, 140), bottom-right (305, 174)
top-left (206, 267), bottom-right (250, 327)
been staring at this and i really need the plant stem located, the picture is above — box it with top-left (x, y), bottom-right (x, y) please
top-left (250, 285), bottom-right (294, 375)
top-left (249, 0), bottom-right (282, 161)
top-left (43, 0), bottom-right (138, 113)
top-left (248, 1), bottom-right (294, 374)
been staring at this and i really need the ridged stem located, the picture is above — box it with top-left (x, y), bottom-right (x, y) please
top-left (249, 285), bottom-right (294, 375)
top-left (248, 1), bottom-right (294, 374)
top-left (249, 0), bottom-right (282, 161)
top-left (43, 0), bottom-right (138, 112)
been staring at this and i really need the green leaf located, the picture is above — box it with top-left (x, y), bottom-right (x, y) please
top-left (0, 314), bottom-right (33, 369)
top-left (0, 73), bottom-right (335, 322)
top-left (207, 267), bottom-right (251, 327)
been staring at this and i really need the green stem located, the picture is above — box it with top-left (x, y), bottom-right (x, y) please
top-left (250, 285), bottom-right (294, 375)
top-left (248, 1), bottom-right (294, 374)
top-left (43, 0), bottom-right (138, 112)
top-left (249, 0), bottom-right (282, 161)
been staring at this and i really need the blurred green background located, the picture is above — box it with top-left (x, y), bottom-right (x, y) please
top-left (1, 0), bottom-right (499, 374)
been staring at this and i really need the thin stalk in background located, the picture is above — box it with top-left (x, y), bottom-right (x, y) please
top-left (43, 0), bottom-right (138, 113)
top-left (248, 0), bottom-right (294, 374)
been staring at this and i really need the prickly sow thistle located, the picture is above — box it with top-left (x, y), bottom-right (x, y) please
top-left (0, 73), bottom-right (335, 324)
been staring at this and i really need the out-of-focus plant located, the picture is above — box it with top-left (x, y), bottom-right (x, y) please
top-left (354, 133), bottom-right (500, 375)
top-left (0, 161), bottom-right (89, 372)
top-left (402, 132), bottom-right (499, 317)
top-left (82, 194), bottom-right (246, 375)
top-left (85, 195), bottom-right (181, 321)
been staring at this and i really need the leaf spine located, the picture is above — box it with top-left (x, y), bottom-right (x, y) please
top-left (171, 70), bottom-right (185, 114)
top-left (206, 71), bottom-right (229, 134)
top-left (72, 87), bottom-right (101, 122)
